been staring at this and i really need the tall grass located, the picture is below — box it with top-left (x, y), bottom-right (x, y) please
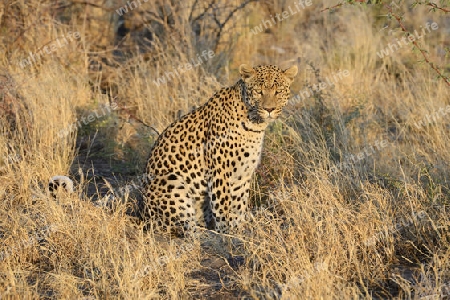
top-left (0, 0), bottom-right (449, 298)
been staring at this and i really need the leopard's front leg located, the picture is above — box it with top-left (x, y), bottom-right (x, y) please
top-left (207, 168), bottom-right (232, 233)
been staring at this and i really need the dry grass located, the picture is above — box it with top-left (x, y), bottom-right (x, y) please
top-left (1, 0), bottom-right (449, 299)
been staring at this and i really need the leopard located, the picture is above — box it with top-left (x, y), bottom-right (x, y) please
top-left (140, 64), bottom-right (298, 234)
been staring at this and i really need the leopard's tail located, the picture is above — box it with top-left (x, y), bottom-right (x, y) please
top-left (48, 175), bottom-right (74, 197)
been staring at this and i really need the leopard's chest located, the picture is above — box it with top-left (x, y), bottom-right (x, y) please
top-left (228, 132), bottom-right (265, 182)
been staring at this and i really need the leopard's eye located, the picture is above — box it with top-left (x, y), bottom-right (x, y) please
top-left (253, 89), bottom-right (262, 95)
top-left (275, 89), bottom-right (284, 95)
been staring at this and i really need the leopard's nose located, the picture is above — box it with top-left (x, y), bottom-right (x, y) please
top-left (265, 107), bottom-right (275, 113)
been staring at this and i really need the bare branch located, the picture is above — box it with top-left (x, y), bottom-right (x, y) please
top-left (386, 5), bottom-right (450, 86)
top-left (320, 2), bottom-right (345, 12)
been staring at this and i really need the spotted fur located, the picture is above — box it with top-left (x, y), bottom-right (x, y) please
top-left (141, 64), bottom-right (298, 233)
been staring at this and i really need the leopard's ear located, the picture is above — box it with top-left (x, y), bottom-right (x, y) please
top-left (283, 65), bottom-right (298, 82)
top-left (239, 64), bottom-right (256, 82)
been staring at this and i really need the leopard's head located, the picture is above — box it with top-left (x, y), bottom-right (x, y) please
top-left (239, 64), bottom-right (298, 123)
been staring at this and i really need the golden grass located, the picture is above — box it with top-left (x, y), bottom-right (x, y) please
top-left (1, 1), bottom-right (449, 299)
